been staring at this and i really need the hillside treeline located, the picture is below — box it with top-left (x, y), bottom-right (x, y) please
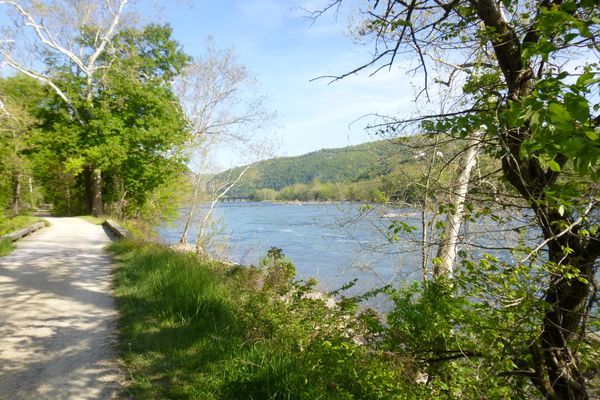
top-left (216, 138), bottom-right (503, 205)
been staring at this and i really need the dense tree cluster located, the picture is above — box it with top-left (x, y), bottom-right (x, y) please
top-left (0, 24), bottom-right (191, 219)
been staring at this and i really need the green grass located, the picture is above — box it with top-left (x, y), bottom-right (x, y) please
top-left (0, 238), bottom-right (15, 256)
top-left (110, 240), bottom-right (410, 400)
top-left (78, 215), bottom-right (105, 225)
top-left (0, 215), bottom-right (45, 235)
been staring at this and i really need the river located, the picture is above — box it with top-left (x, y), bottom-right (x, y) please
top-left (159, 202), bottom-right (420, 292)
top-left (158, 202), bottom-right (534, 308)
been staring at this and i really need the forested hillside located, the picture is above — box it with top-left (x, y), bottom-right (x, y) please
top-left (215, 139), bottom-right (408, 193)
top-left (212, 136), bottom-right (486, 203)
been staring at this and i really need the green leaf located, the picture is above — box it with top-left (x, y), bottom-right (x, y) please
top-left (585, 130), bottom-right (599, 141)
top-left (558, 204), bottom-right (565, 216)
top-left (576, 72), bottom-right (599, 87)
top-left (547, 159), bottom-right (561, 172)
top-left (564, 93), bottom-right (590, 122)
top-left (547, 102), bottom-right (572, 124)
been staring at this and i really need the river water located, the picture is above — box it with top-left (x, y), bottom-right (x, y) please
top-left (158, 202), bottom-right (533, 307)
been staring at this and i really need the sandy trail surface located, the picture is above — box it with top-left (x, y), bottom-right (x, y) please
top-left (0, 217), bottom-right (121, 399)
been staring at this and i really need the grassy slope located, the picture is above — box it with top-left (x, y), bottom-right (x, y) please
top-left (110, 240), bottom-right (413, 400)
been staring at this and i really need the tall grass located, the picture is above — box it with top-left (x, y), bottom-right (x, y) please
top-left (0, 238), bottom-right (15, 256)
top-left (110, 240), bottom-right (410, 399)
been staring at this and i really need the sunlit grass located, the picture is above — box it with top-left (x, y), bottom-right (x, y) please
top-left (111, 240), bottom-right (243, 398)
top-left (0, 238), bottom-right (15, 256)
top-left (0, 215), bottom-right (45, 235)
top-left (78, 215), bottom-right (105, 225)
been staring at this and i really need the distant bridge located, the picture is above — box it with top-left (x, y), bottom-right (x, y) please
top-left (220, 196), bottom-right (253, 202)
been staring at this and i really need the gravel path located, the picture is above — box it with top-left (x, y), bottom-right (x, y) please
top-left (0, 217), bottom-right (121, 399)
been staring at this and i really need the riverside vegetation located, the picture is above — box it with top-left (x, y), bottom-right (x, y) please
top-left (112, 240), bottom-right (577, 399)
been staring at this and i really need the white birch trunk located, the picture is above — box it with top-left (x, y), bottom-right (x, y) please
top-left (434, 131), bottom-right (482, 277)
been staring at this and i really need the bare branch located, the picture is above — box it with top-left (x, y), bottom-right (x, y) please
top-left (521, 201), bottom-right (597, 264)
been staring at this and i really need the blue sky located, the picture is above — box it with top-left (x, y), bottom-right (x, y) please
top-left (150, 0), bottom-right (415, 167)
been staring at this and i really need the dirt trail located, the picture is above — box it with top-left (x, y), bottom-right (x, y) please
top-left (0, 217), bottom-right (121, 399)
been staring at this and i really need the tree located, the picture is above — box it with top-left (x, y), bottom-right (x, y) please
top-left (317, 1), bottom-right (599, 398)
top-left (433, 129), bottom-right (482, 277)
top-left (173, 40), bottom-right (274, 249)
top-left (0, 0), bottom-right (129, 107)
top-left (32, 24), bottom-right (190, 218)
top-left (0, 75), bottom-right (45, 215)
top-left (0, 0), bottom-right (132, 215)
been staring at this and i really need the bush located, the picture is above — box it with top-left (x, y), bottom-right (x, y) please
top-left (253, 188), bottom-right (279, 201)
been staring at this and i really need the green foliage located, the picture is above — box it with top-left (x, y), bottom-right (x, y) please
top-left (0, 75), bottom-right (45, 214)
top-left (21, 24), bottom-right (191, 220)
top-left (111, 241), bottom-right (416, 399)
top-left (384, 266), bottom-right (551, 399)
top-left (509, 68), bottom-right (599, 180)
top-left (109, 239), bottom-right (590, 398)
top-left (252, 187), bottom-right (279, 201)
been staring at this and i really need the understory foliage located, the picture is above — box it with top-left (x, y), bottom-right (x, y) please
top-left (111, 241), bottom-right (410, 399)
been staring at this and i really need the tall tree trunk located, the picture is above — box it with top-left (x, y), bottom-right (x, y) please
top-left (66, 186), bottom-right (71, 216)
top-left (434, 132), bottom-right (481, 277)
top-left (180, 173), bottom-right (201, 245)
top-left (472, 1), bottom-right (596, 397)
top-left (91, 167), bottom-right (103, 217)
top-left (28, 175), bottom-right (34, 209)
top-left (12, 171), bottom-right (21, 216)
top-left (420, 137), bottom-right (439, 281)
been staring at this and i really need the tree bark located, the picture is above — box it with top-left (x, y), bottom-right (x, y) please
top-left (434, 131), bottom-right (481, 277)
top-left (91, 167), bottom-right (104, 217)
top-left (12, 171), bottom-right (21, 215)
top-left (28, 175), bottom-right (34, 209)
top-left (195, 165), bottom-right (250, 254)
top-left (179, 173), bottom-right (201, 245)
